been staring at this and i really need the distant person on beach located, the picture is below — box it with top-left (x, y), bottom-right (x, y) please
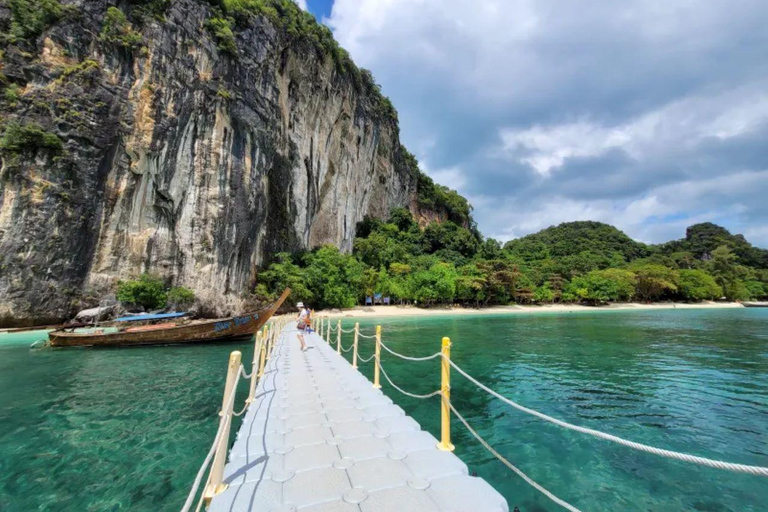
top-left (296, 302), bottom-right (309, 351)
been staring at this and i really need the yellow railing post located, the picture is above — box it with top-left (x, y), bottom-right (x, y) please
top-left (326, 320), bottom-right (331, 342)
top-left (336, 320), bottom-right (341, 354)
top-left (257, 331), bottom-right (267, 379)
top-left (437, 337), bottom-right (455, 451)
top-left (204, 350), bottom-right (242, 502)
top-left (247, 332), bottom-right (261, 403)
top-left (373, 325), bottom-right (382, 388)
top-left (352, 322), bottom-right (359, 369)
top-left (265, 326), bottom-right (272, 360)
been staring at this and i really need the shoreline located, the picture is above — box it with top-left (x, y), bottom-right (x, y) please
top-left (321, 301), bottom-right (745, 318)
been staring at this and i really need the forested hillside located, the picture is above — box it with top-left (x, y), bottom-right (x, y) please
top-left (256, 214), bottom-right (768, 309)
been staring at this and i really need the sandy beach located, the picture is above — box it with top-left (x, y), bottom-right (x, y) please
top-left (320, 301), bottom-right (744, 318)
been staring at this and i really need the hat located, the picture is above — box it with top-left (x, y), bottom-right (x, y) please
top-left (296, 302), bottom-right (304, 308)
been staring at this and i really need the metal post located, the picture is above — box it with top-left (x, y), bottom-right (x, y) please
top-left (204, 350), bottom-right (242, 502)
top-left (437, 337), bottom-right (455, 451)
top-left (247, 332), bottom-right (261, 403)
top-left (352, 322), bottom-right (359, 369)
top-left (373, 325), bottom-right (382, 388)
top-left (336, 319), bottom-right (341, 354)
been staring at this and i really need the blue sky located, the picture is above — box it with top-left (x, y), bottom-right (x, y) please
top-left (299, 1), bottom-right (768, 247)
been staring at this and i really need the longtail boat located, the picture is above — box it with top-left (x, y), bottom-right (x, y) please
top-left (48, 288), bottom-right (290, 348)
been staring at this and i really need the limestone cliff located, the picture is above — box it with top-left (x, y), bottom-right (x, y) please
top-left (0, 0), bottom-right (420, 324)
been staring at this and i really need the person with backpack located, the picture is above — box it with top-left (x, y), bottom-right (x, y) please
top-left (295, 302), bottom-right (309, 351)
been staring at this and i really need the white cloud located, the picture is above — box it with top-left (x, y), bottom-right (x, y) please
top-left (496, 83), bottom-right (768, 176)
top-left (485, 170), bottom-right (768, 245)
top-left (328, 0), bottom-right (768, 246)
top-left (294, 0), bottom-right (308, 10)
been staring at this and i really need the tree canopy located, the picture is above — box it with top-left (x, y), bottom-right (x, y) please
top-left (256, 213), bottom-right (767, 308)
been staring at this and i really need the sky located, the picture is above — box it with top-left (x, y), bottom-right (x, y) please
top-left (299, 1), bottom-right (768, 247)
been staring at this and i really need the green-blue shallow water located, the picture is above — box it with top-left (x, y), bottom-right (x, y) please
top-left (1, 308), bottom-right (767, 511)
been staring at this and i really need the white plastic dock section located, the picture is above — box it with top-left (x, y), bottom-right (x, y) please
top-left (209, 326), bottom-right (509, 512)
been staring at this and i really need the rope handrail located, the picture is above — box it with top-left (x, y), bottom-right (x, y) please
top-left (340, 327), bottom-right (355, 333)
top-left (357, 352), bottom-right (375, 363)
top-left (339, 342), bottom-right (354, 353)
top-left (378, 338), bottom-right (442, 362)
top-left (448, 401), bottom-right (581, 512)
top-left (357, 332), bottom-right (377, 339)
top-left (181, 366), bottom-right (243, 512)
top-left (446, 357), bottom-right (768, 477)
top-left (378, 361), bottom-right (442, 399)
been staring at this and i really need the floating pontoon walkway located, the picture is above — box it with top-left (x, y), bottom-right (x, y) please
top-left (209, 325), bottom-right (508, 512)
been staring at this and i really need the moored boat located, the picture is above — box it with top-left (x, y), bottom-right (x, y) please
top-left (742, 301), bottom-right (768, 308)
top-left (48, 288), bottom-right (290, 348)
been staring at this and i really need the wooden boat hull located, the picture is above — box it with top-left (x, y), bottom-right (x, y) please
top-left (743, 302), bottom-right (768, 308)
top-left (49, 289), bottom-right (290, 348)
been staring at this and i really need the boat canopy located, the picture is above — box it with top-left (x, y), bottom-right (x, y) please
top-left (113, 312), bottom-right (189, 322)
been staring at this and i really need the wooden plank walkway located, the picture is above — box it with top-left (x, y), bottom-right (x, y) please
top-left (209, 324), bottom-right (509, 512)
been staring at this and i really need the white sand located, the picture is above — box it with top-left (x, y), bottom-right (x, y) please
top-left (320, 301), bottom-right (744, 318)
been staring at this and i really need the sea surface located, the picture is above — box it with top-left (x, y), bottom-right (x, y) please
top-left (1, 308), bottom-right (766, 511)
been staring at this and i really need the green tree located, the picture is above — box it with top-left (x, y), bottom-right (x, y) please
top-left (566, 268), bottom-right (636, 304)
top-left (167, 286), bottom-right (196, 309)
top-left (707, 246), bottom-right (748, 300)
top-left (116, 274), bottom-right (167, 310)
top-left (409, 262), bottom-right (457, 305)
top-left (303, 245), bottom-right (364, 308)
top-left (677, 270), bottom-right (722, 301)
top-left (260, 252), bottom-right (314, 305)
top-left (533, 283), bottom-right (555, 303)
top-left (630, 263), bottom-right (678, 301)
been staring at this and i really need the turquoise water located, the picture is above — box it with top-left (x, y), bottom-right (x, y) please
top-left (342, 309), bottom-right (768, 511)
top-left (1, 309), bottom-right (766, 511)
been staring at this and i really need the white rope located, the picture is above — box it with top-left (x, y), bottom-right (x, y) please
top-left (357, 332), bottom-right (377, 339)
top-left (357, 353), bottom-right (375, 363)
top-left (339, 343), bottom-right (354, 353)
top-left (239, 366), bottom-right (254, 380)
top-left (379, 338), bottom-right (442, 362)
top-left (232, 402), bottom-right (250, 417)
top-left (181, 368), bottom-right (243, 512)
top-left (447, 358), bottom-right (768, 477)
top-left (449, 401), bottom-right (581, 512)
top-left (378, 362), bottom-right (442, 399)
top-left (340, 327), bottom-right (355, 333)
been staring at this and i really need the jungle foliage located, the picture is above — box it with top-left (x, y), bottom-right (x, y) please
top-left (117, 274), bottom-right (197, 311)
top-left (257, 214), bottom-right (768, 309)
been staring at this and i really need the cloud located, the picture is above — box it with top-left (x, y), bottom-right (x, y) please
top-left (294, 0), bottom-right (308, 10)
top-left (328, 0), bottom-right (768, 246)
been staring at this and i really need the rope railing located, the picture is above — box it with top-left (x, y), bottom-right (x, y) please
top-left (181, 316), bottom-right (291, 512)
top-left (448, 401), bottom-right (581, 512)
top-left (323, 319), bottom-right (768, 512)
top-left (181, 364), bottom-right (243, 512)
top-left (378, 338), bottom-right (442, 362)
top-left (378, 361), bottom-right (442, 400)
top-left (357, 352), bottom-right (376, 363)
top-left (445, 356), bottom-right (768, 478)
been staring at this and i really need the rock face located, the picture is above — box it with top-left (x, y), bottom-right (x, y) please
top-left (0, 0), bottom-right (418, 324)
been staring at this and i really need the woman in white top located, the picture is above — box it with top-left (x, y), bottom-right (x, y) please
top-left (295, 302), bottom-right (309, 351)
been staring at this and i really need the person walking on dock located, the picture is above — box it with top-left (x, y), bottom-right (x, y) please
top-left (295, 302), bottom-right (309, 351)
